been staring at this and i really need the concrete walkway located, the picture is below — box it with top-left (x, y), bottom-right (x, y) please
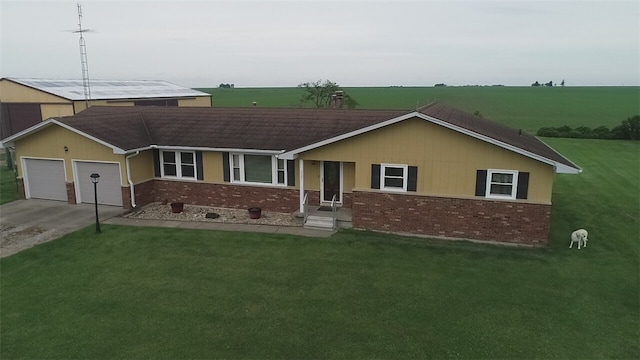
top-left (103, 216), bottom-right (336, 237)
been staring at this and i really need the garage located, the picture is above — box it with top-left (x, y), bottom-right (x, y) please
top-left (74, 161), bottom-right (123, 206)
top-left (23, 158), bottom-right (68, 201)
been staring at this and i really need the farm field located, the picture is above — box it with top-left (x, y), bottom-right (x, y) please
top-left (201, 86), bottom-right (640, 132)
top-left (1, 138), bottom-right (638, 359)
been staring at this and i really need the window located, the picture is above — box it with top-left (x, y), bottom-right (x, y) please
top-left (277, 159), bottom-right (286, 185)
top-left (486, 170), bottom-right (518, 199)
top-left (161, 151), bottom-right (196, 179)
top-left (371, 164), bottom-right (417, 192)
top-left (230, 153), bottom-right (287, 186)
top-left (244, 154), bottom-right (272, 183)
top-left (381, 164), bottom-right (408, 191)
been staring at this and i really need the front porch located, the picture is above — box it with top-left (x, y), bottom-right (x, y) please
top-left (301, 205), bottom-right (353, 230)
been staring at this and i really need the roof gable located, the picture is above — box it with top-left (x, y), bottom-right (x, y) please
top-left (1, 119), bottom-right (126, 154)
top-left (279, 103), bottom-right (581, 174)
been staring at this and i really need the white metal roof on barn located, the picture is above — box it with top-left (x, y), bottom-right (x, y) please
top-left (4, 78), bottom-right (209, 101)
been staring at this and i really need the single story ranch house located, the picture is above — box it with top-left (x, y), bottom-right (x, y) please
top-left (1, 103), bottom-right (581, 246)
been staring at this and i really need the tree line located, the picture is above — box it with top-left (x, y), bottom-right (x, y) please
top-left (537, 116), bottom-right (640, 140)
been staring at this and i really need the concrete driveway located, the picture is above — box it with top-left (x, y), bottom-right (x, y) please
top-left (0, 199), bottom-right (124, 258)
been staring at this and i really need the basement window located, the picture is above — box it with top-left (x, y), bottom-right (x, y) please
top-left (161, 151), bottom-right (196, 179)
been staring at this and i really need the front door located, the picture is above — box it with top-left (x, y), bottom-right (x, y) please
top-left (321, 161), bottom-right (342, 203)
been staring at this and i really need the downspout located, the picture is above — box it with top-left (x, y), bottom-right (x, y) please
top-left (126, 151), bottom-right (140, 208)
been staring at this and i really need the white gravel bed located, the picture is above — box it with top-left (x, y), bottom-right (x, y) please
top-left (124, 202), bottom-right (303, 227)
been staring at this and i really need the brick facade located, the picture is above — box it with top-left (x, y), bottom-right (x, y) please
top-left (132, 180), bottom-right (300, 213)
top-left (65, 182), bottom-right (76, 204)
top-left (352, 190), bottom-right (550, 246)
top-left (124, 180), bottom-right (550, 246)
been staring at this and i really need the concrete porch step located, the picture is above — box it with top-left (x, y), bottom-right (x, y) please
top-left (304, 215), bottom-right (335, 230)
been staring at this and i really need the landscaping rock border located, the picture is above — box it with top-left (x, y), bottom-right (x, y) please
top-left (124, 202), bottom-right (302, 227)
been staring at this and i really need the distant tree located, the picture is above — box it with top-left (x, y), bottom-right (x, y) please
top-left (532, 81), bottom-right (541, 87)
top-left (434, 83), bottom-right (447, 87)
top-left (298, 80), bottom-right (358, 109)
top-left (592, 126), bottom-right (611, 139)
top-left (561, 79), bottom-right (565, 87)
top-left (219, 83), bottom-right (234, 89)
top-left (536, 117), bottom-right (639, 140)
top-left (545, 81), bottom-right (553, 87)
top-left (612, 115), bottom-right (640, 140)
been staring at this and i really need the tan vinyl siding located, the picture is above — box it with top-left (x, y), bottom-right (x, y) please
top-left (299, 117), bottom-right (554, 204)
top-left (178, 97), bottom-right (211, 107)
top-left (343, 162), bottom-right (355, 191)
top-left (14, 125), bottom-right (126, 185)
top-left (40, 104), bottom-right (75, 120)
top-left (204, 152), bottom-right (224, 182)
top-left (0, 80), bottom-right (70, 103)
top-left (129, 150), bottom-right (154, 184)
top-left (303, 161), bottom-right (321, 190)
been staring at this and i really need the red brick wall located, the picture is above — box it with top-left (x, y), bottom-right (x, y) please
top-left (133, 180), bottom-right (156, 208)
top-left (65, 182), bottom-right (76, 204)
top-left (352, 191), bottom-right (550, 246)
top-left (133, 180), bottom-right (300, 213)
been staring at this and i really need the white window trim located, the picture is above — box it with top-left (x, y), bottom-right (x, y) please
top-left (486, 169), bottom-right (518, 200)
top-left (160, 150), bottom-right (197, 180)
top-left (380, 163), bottom-right (408, 192)
top-left (230, 153), bottom-right (287, 187)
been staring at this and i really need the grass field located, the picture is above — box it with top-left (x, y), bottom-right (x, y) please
top-left (1, 138), bottom-right (638, 359)
top-left (0, 152), bottom-right (19, 205)
top-left (202, 86), bottom-right (640, 132)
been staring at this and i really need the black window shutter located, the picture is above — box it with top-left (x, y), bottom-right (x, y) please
top-left (287, 160), bottom-right (295, 186)
top-left (516, 172), bottom-right (530, 199)
top-left (153, 149), bottom-right (161, 177)
top-left (196, 151), bottom-right (204, 180)
top-left (407, 166), bottom-right (418, 192)
top-left (371, 164), bottom-right (381, 189)
top-left (222, 152), bottom-right (230, 182)
top-left (475, 170), bottom-right (487, 196)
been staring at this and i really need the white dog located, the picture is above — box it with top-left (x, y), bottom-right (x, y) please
top-left (569, 229), bottom-right (589, 249)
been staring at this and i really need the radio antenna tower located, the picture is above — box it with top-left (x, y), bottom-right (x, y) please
top-left (74, 3), bottom-right (92, 107)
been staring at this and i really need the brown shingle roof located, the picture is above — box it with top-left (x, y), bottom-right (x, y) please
top-left (61, 106), bottom-right (409, 151)
top-left (55, 104), bottom-right (579, 171)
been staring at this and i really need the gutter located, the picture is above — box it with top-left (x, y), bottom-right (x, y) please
top-left (125, 151), bottom-right (140, 208)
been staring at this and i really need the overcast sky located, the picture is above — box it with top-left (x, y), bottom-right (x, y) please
top-left (1, 0), bottom-right (638, 87)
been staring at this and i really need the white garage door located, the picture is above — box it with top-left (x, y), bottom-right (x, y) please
top-left (23, 158), bottom-right (68, 201)
top-left (75, 162), bottom-right (123, 206)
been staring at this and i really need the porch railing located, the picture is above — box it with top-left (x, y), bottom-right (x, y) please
top-left (303, 192), bottom-right (309, 224)
top-left (331, 194), bottom-right (337, 230)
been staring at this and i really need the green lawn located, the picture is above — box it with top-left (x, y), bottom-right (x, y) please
top-left (0, 152), bottom-right (19, 205)
top-left (202, 86), bottom-right (640, 132)
top-left (1, 139), bottom-right (638, 359)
